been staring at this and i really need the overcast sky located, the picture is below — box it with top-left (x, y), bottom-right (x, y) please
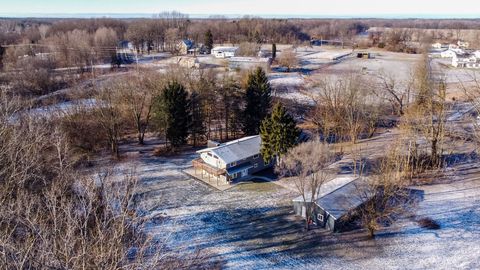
top-left (2, 0), bottom-right (480, 17)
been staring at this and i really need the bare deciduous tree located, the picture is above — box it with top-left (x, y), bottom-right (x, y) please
top-left (95, 84), bottom-right (125, 158)
top-left (459, 72), bottom-right (480, 147)
top-left (116, 71), bottom-right (161, 145)
top-left (354, 144), bottom-right (416, 238)
top-left (309, 73), bottom-right (380, 144)
top-left (374, 69), bottom-right (413, 115)
top-left (276, 140), bottom-right (336, 231)
top-left (0, 91), bottom-right (213, 269)
top-left (405, 56), bottom-right (447, 167)
top-left (236, 42), bottom-right (260, 57)
top-left (277, 48), bottom-right (299, 72)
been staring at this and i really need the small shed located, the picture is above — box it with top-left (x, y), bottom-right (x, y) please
top-left (292, 177), bottom-right (373, 232)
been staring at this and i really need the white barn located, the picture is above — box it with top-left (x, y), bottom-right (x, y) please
top-left (212, 46), bottom-right (238, 58)
top-left (440, 49), bottom-right (458, 58)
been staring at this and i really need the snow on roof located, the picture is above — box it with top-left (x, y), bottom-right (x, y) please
top-left (292, 176), bottom-right (373, 219)
top-left (292, 176), bottom-right (358, 203)
top-left (229, 57), bottom-right (270, 63)
top-left (212, 46), bottom-right (238, 52)
top-left (197, 135), bottom-right (261, 164)
top-left (316, 178), bottom-right (372, 219)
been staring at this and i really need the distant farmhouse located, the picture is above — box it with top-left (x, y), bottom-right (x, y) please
top-left (452, 52), bottom-right (480, 69)
top-left (431, 40), bottom-right (469, 51)
top-left (212, 46), bottom-right (238, 58)
top-left (440, 48), bottom-right (460, 58)
top-left (176, 39), bottom-right (209, 56)
top-left (177, 39), bottom-right (195, 55)
top-left (192, 135), bottom-right (273, 184)
top-left (430, 41), bottom-right (480, 69)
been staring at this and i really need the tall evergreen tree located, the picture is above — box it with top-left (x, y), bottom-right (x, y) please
top-left (272, 43), bottom-right (277, 60)
top-left (189, 91), bottom-right (206, 147)
top-left (260, 102), bottom-right (300, 163)
top-left (204, 29), bottom-right (214, 54)
top-left (242, 67), bottom-right (272, 135)
top-left (154, 81), bottom-right (189, 148)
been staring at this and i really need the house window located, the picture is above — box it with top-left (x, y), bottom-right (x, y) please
top-left (317, 214), bottom-right (324, 222)
top-left (253, 154), bottom-right (259, 159)
top-left (254, 163), bottom-right (258, 168)
top-left (231, 173), bottom-right (238, 179)
top-left (229, 161), bottom-right (237, 167)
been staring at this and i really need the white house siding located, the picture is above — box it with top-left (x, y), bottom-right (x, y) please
top-left (200, 152), bottom-right (225, 169)
top-left (212, 47), bottom-right (238, 58)
top-left (441, 50), bottom-right (457, 58)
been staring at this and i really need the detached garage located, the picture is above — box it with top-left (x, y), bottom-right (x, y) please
top-left (292, 177), bottom-right (372, 232)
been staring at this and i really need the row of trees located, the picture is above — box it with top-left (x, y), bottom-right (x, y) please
top-left (276, 55), bottom-right (448, 235)
top-left (0, 90), bottom-right (218, 269)
top-left (3, 16), bottom-right (480, 70)
top-left (60, 66), bottom-right (300, 158)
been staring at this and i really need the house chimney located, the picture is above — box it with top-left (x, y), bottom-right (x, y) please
top-left (207, 140), bottom-right (221, 148)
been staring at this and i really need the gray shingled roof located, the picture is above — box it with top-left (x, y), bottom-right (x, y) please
top-left (197, 135), bottom-right (261, 164)
top-left (315, 178), bottom-right (372, 219)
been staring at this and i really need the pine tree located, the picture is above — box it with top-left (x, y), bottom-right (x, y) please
top-left (272, 43), bottom-right (277, 60)
top-left (260, 102), bottom-right (300, 163)
top-left (204, 29), bottom-right (214, 54)
top-left (154, 81), bottom-right (189, 148)
top-left (242, 67), bottom-right (272, 135)
top-left (189, 91), bottom-right (206, 147)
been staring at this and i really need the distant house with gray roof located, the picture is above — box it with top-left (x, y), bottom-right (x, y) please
top-left (192, 135), bottom-right (273, 184)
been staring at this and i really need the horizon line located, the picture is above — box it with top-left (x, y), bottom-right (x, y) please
top-left (1, 12), bottom-right (479, 20)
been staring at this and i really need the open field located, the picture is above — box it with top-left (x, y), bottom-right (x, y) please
top-left (4, 13), bottom-right (480, 270)
top-left (100, 130), bottom-right (480, 269)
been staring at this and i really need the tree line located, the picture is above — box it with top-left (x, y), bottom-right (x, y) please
top-left (57, 66), bottom-right (298, 159)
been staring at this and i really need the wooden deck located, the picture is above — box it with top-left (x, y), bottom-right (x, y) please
top-left (192, 158), bottom-right (225, 176)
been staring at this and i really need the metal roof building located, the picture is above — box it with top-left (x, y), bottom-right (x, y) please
top-left (293, 177), bottom-right (374, 232)
top-left (193, 135), bottom-right (273, 184)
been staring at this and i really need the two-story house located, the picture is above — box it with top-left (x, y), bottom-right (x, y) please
top-left (192, 135), bottom-right (273, 184)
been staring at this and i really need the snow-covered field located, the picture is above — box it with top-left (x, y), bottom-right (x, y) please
top-left (106, 135), bottom-right (480, 269)
top-left (32, 46), bottom-right (480, 268)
